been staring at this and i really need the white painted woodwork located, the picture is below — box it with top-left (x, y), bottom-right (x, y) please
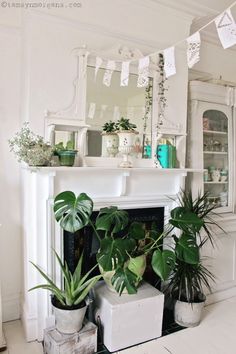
top-left (21, 164), bottom-right (193, 341)
top-left (0, 284), bottom-right (6, 350)
top-left (187, 80), bottom-right (236, 303)
top-left (94, 281), bottom-right (164, 352)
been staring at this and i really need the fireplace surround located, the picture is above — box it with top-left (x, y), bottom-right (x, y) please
top-left (21, 166), bottom-right (189, 341)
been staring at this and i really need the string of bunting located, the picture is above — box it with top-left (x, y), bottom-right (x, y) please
top-left (94, 1), bottom-right (236, 87)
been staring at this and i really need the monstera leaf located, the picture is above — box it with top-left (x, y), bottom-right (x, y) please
top-left (53, 191), bottom-right (93, 233)
top-left (170, 207), bottom-right (204, 233)
top-left (95, 206), bottom-right (129, 234)
top-left (111, 267), bottom-right (138, 295)
top-left (175, 233), bottom-right (199, 265)
top-left (129, 221), bottom-right (145, 240)
top-left (97, 237), bottom-right (136, 271)
top-left (151, 249), bottom-right (176, 281)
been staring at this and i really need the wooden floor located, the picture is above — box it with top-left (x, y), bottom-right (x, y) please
top-left (2, 296), bottom-right (236, 354)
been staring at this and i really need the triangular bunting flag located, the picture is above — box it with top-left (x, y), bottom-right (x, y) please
top-left (215, 9), bottom-right (236, 49)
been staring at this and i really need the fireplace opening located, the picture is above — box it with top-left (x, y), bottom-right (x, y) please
top-left (63, 206), bottom-right (165, 289)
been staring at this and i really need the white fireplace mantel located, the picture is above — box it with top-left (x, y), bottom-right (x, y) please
top-left (21, 166), bottom-right (202, 342)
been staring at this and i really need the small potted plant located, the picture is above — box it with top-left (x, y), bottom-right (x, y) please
top-left (54, 140), bottom-right (77, 166)
top-left (29, 251), bottom-right (101, 334)
top-left (116, 118), bottom-right (138, 167)
top-left (158, 190), bottom-right (223, 327)
top-left (9, 122), bottom-right (53, 166)
top-left (101, 120), bottom-right (119, 157)
top-left (53, 191), bottom-right (174, 295)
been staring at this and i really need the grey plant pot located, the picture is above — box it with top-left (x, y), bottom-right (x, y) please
top-left (174, 297), bottom-right (205, 327)
top-left (52, 301), bottom-right (87, 334)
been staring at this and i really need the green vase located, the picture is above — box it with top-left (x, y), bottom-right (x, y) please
top-left (58, 150), bottom-right (77, 166)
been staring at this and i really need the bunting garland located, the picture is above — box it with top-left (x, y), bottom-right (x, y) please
top-left (91, 1), bottom-right (236, 88)
top-left (163, 47), bottom-right (176, 78)
top-left (103, 60), bottom-right (116, 87)
top-left (187, 32), bottom-right (201, 68)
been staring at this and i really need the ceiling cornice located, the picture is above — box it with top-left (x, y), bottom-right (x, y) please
top-left (138, 0), bottom-right (218, 18)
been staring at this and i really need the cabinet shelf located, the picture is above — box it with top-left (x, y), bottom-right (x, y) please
top-left (203, 151), bottom-right (228, 155)
top-left (203, 130), bottom-right (227, 136)
top-left (204, 181), bottom-right (228, 184)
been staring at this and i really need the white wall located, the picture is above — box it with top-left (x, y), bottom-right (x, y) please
top-left (0, 27), bottom-right (21, 321)
top-left (194, 41), bottom-right (236, 82)
top-left (0, 2), bottom-right (194, 322)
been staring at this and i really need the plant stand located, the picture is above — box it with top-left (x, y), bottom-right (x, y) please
top-left (43, 320), bottom-right (97, 354)
top-left (94, 281), bottom-right (164, 352)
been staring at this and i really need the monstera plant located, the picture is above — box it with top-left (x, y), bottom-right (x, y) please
top-left (53, 191), bottom-right (175, 295)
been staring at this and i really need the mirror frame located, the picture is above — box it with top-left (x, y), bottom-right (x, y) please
top-left (45, 47), bottom-right (160, 167)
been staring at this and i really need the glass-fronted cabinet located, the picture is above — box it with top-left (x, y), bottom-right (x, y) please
top-left (203, 110), bottom-right (230, 210)
top-left (188, 81), bottom-right (234, 214)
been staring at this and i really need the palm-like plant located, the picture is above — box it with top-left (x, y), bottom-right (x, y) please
top-left (163, 190), bottom-right (223, 303)
top-left (29, 250), bottom-right (101, 307)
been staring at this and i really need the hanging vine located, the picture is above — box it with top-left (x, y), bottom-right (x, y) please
top-left (156, 53), bottom-right (168, 133)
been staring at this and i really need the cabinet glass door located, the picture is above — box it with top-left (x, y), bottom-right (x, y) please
top-left (203, 109), bottom-right (230, 210)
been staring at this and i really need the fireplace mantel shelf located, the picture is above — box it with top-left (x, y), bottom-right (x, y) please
top-left (25, 166), bottom-right (204, 173)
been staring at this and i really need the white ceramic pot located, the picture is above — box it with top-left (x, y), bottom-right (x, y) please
top-left (101, 133), bottom-right (119, 157)
top-left (52, 298), bottom-right (87, 334)
top-left (174, 298), bottom-right (205, 327)
top-left (117, 130), bottom-right (138, 168)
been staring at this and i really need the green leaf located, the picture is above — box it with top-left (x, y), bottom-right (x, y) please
top-left (53, 191), bottom-right (93, 233)
top-left (175, 233), bottom-right (200, 264)
top-left (170, 207), bottom-right (204, 233)
top-left (95, 206), bottom-right (129, 234)
top-left (129, 222), bottom-right (145, 240)
top-left (74, 275), bottom-right (101, 305)
top-left (111, 267), bottom-right (138, 295)
top-left (127, 255), bottom-right (146, 278)
top-left (151, 249), bottom-right (176, 281)
top-left (97, 237), bottom-right (136, 271)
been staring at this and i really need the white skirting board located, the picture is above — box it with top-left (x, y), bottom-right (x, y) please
top-left (0, 285), bottom-right (7, 351)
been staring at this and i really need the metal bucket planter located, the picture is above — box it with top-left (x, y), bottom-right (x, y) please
top-left (52, 297), bottom-right (87, 334)
top-left (174, 296), bottom-right (205, 327)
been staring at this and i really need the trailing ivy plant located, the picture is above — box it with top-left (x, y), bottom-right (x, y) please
top-left (156, 53), bottom-right (168, 132)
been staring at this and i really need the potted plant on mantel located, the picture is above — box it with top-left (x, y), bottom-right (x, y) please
top-left (29, 251), bottom-right (101, 334)
top-left (54, 140), bottom-right (77, 166)
top-left (116, 117), bottom-right (138, 168)
top-left (53, 191), bottom-right (175, 295)
top-left (101, 120), bottom-right (119, 157)
top-left (9, 122), bottom-right (53, 166)
top-left (162, 190), bottom-right (223, 327)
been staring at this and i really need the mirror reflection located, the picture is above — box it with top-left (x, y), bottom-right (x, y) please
top-left (86, 66), bottom-right (153, 158)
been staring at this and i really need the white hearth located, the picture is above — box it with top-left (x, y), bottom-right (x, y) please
top-left (21, 166), bottom-right (195, 341)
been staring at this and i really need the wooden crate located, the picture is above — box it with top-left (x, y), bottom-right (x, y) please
top-left (43, 320), bottom-right (97, 354)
